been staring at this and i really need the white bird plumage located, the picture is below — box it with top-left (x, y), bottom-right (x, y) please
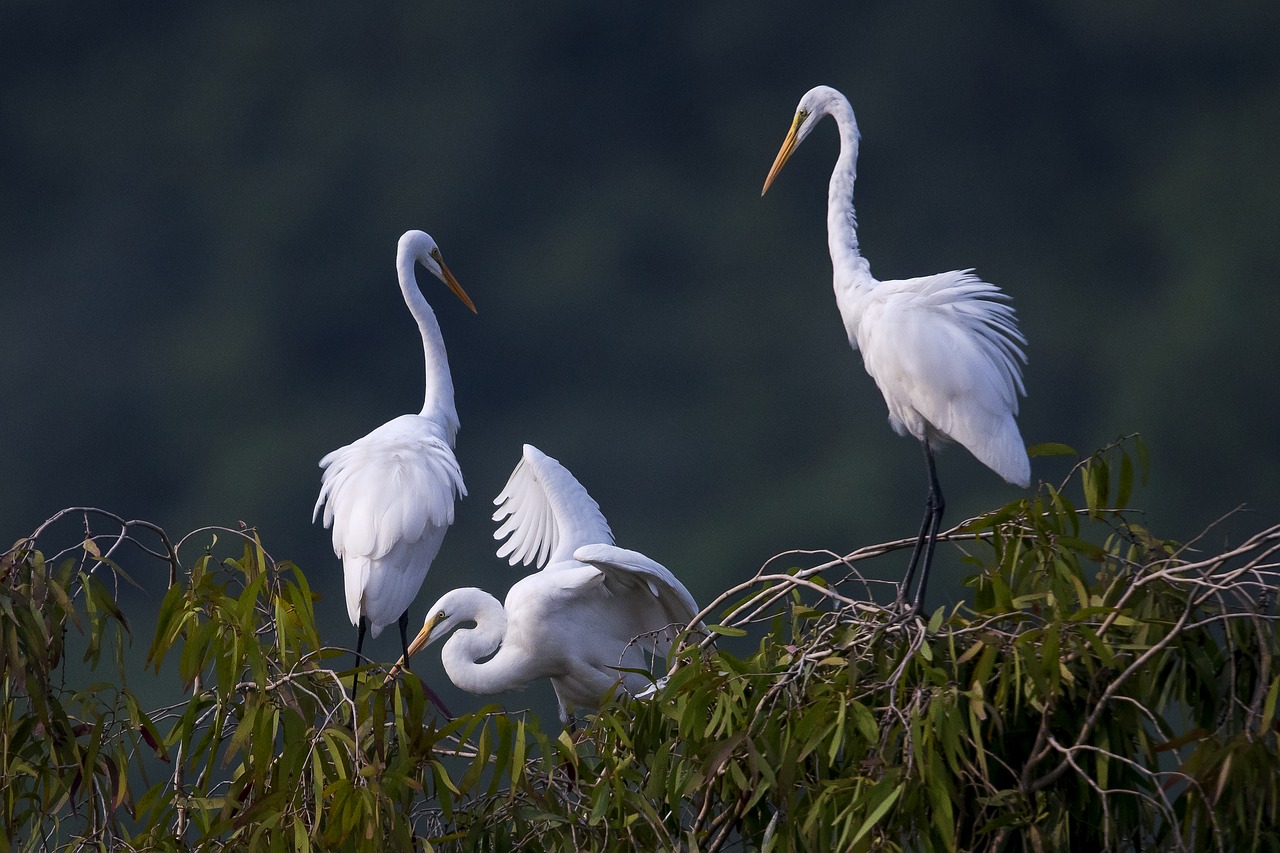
top-left (762, 85), bottom-right (1030, 613)
top-left (313, 229), bottom-right (476, 673)
top-left (402, 444), bottom-right (700, 723)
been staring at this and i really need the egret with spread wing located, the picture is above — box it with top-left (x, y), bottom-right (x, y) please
top-left (399, 445), bottom-right (700, 724)
top-left (313, 230), bottom-right (476, 688)
top-left (762, 85), bottom-right (1030, 614)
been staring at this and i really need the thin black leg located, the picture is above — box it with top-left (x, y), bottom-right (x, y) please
top-left (351, 615), bottom-right (368, 700)
top-left (398, 610), bottom-right (412, 673)
top-left (901, 493), bottom-right (934, 605)
top-left (901, 442), bottom-right (945, 615)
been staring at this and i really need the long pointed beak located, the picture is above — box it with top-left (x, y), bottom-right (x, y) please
top-left (761, 115), bottom-right (803, 196)
top-left (407, 612), bottom-right (444, 658)
top-left (386, 611), bottom-right (445, 682)
top-left (437, 259), bottom-right (478, 314)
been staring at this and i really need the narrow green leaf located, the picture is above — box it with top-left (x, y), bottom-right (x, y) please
top-left (1028, 442), bottom-right (1077, 458)
top-left (849, 782), bottom-right (902, 847)
top-left (1116, 450), bottom-right (1133, 509)
top-left (1259, 676), bottom-right (1280, 734)
top-left (1082, 458), bottom-right (1107, 516)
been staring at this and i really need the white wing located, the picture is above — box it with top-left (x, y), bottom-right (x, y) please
top-left (858, 270), bottom-right (1029, 486)
top-left (572, 543), bottom-right (700, 632)
top-left (493, 444), bottom-right (613, 568)
top-left (503, 546), bottom-right (700, 716)
top-left (313, 414), bottom-right (465, 632)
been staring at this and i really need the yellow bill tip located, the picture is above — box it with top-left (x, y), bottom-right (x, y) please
top-left (438, 261), bottom-right (478, 314)
top-left (762, 117), bottom-right (802, 197)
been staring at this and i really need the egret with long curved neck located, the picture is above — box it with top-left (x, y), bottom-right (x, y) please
top-left (399, 445), bottom-right (701, 724)
top-left (313, 230), bottom-right (477, 693)
top-left (762, 85), bottom-right (1030, 615)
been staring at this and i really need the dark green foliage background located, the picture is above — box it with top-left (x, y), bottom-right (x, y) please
top-left (2, 3), bottom-right (1278, 721)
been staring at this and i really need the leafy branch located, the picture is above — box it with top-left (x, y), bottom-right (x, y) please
top-left (2, 436), bottom-right (1277, 851)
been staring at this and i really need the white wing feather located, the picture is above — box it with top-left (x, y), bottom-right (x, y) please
top-left (493, 444), bottom-right (613, 568)
top-left (313, 414), bottom-right (466, 633)
top-left (856, 270), bottom-right (1029, 486)
top-left (572, 543), bottom-right (700, 629)
top-left (419, 447), bottom-right (700, 719)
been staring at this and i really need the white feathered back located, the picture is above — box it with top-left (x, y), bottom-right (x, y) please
top-left (313, 414), bottom-right (466, 633)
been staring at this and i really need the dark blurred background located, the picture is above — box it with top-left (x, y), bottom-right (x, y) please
top-left (3, 2), bottom-right (1278, 714)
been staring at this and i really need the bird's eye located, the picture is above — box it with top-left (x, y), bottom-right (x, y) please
top-left (430, 248), bottom-right (442, 261)
top-left (798, 109), bottom-right (809, 121)
top-left (437, 610), bottom-right (446, 620)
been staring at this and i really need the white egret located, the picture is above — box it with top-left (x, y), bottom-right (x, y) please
top-left (398, 444), bottom-right (700, 724)
top-left (313, 229), bottom-right (476, 685)
top-left (762, 85), bottom-right (1030, 614)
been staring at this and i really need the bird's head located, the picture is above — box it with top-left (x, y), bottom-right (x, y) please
top-left (761, 84), bottom-right (852, 195)
top-left (405, 601), bottom-right (459, 660)
top-left (397, 229), bottom-right (478, 314)
top-left (401, 587), bottom-right (491, 661)
top-left (385, 588), bottom-right (492, 683)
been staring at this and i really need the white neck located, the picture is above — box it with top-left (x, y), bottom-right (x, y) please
top-left (438, 595), bottom-right (538, 695)
top-left (823, 98), bottom-right (873, 287)
top-left (396, 253), bottom-right (460, 444)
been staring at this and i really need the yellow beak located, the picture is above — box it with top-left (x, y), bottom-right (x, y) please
top-left (761, 113), bottom-right (803, 196)
top-left (386, 610), bottom-right (446, 682)
top-left (437, 258), bottom-right (478, 314)
top-left (408, 611), bottom-right (445, 659)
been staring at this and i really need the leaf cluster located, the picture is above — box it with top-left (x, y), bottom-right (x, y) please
top-left (2, 439), bottom-right (1278, 851)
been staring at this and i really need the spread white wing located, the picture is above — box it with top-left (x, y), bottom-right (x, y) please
top-left (492, 444), bottom-right (613, 568)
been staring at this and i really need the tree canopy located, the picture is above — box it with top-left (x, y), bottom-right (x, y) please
top-left (4, 438), bottom-right (1277, 850)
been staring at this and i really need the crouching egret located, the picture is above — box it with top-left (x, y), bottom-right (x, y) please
top-left (397, 444), bottom-right (700, 724)
top-left (313, 230), bottom-right (477, 689)
top-left (762, 85), bottom-right (1030, 614)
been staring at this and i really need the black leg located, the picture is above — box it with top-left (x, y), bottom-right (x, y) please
top-left (900, 491), bottom-right (933, 605)
top-left (398, 610), bottom-right (412, 673)
top-left (351, 615), bottom-right (368, 700)
top-left (900, 442), bottom-right (945, 616)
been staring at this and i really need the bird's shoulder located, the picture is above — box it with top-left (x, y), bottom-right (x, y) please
top-left (859, 270), bottom-right (1021, 354)
top-left (505, 564), bottom-right (604, 615)
top-left (871, 269), bottom-right (1001, 306)
top-left (320, 414), bottom-right (455, 469)
top-left (314, 413), bottom-right (466, 552)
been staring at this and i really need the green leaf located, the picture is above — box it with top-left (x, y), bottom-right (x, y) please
top-left (1028, 442), bottom-right (1077, 458)
top-left (1260, 676), bottom-right (1280, 734)
top-left (1116, 450), bottom-right (1134, 509)
top-left (1081, 457), bottom-right (1107, 515)
top-left (849, 782), bottom-right (902, 847)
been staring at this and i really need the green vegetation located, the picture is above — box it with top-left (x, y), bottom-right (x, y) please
top-left (3, 438), bottom-right (1278, 851)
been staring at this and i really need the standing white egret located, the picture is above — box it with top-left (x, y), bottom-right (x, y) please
top-left (313, 229), bottom-right (476, 687)
top-left (397, 444), bottom-right (700, 724)
top-left (761, 85), bottom-right (1030, 614)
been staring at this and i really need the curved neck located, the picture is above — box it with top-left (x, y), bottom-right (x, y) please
top-left (439, 599), bottom-right (535, 695)
top-left (397, 254), bottom-right (460, 444)
top-left (824, 100), bottom-right (872, 284)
